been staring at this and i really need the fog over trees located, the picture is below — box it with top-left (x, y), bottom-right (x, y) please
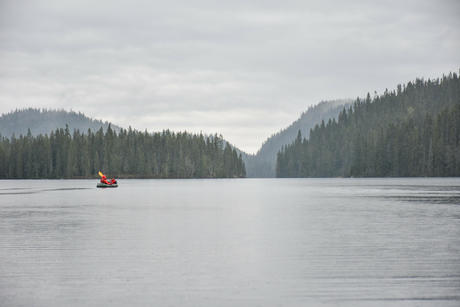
top-left (244, 100), bottom-right (351, 177)
top-left (1, 72), bottom-right (459, 179)
top-left (277, 72), bottom-right (460, 177)
top-left (0, 108), bottom-right (120, 137)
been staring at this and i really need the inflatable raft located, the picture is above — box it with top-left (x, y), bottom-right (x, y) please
top-left (97, 183), bottom-right (118, 188)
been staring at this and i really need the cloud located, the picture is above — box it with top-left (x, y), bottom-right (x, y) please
top-left (0, 0), bottom-right (459, 153)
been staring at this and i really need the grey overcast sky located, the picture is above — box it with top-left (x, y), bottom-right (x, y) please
top-left (0, 0), bottom-right (459, 153)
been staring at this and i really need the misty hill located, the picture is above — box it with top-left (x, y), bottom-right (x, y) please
top-left (0, 108), bottom-right (121, 137)
top-left (0, 109), bottom-right (246, 179)
top-left (244, 99), bottom-right (352, 177)
top-left (277, 71), bottom-right (460, 177)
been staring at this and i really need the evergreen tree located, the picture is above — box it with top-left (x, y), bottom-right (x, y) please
top-left (277, 71), bottom-right (460, 177)
top-left (0, 128), bottom-right (246, 179)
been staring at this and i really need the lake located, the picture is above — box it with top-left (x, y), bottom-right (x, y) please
top-left (1, 178), bottom-right (460, 306)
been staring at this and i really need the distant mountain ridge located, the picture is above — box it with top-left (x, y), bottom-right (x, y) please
top-left (0, 108), bottom-right (121, 137)
top-left (0, 104), bottom-right (354, 178)
top-left (243, 99), bottom-right (352, 177)
top-left (277, 72), bottom-right (460, 177)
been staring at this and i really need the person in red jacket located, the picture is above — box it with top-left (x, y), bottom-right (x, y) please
top-left (111, 178), bottom-right (117, 184)
top-left (100, 175), bottom-right (111, 185)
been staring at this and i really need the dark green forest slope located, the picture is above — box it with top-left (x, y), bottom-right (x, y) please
top-left (244, 99), bottom-right (351, 177)
top-left (0, 108), bottom-right (120, 137)
top-left (277, 72), bottom-right (460, 177)
top-left (0, 126), bottom-right (245, 179)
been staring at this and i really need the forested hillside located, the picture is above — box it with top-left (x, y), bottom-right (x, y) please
top-left (0, 126), bottom-right (246, 179)
top-left (244, 99), bottom-right (351, 177)
top-left (277, 72), bottom-right (460, 177)
top-left (0, 108), bottom-right (120, 137)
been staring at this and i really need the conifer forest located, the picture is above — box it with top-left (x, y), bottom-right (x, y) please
top-left (0, 127), bottom-right (246, 179)
top-left (277, 73), bottom-right (460, 177)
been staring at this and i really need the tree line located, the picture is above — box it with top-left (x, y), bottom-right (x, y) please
top-left (277, 71), bottom-right (460, 177)
top-left (0, 126), bottom-right (246, 179)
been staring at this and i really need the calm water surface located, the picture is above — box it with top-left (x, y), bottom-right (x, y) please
top-left (1, 178), bottom-right (460, 306)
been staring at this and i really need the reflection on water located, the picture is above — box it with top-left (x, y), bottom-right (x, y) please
top-left (0, 187), bottom-right (91, 195)
top-left (362, 183), bottom-right (460, 205)
top-left (0, 178), bottom-right (460, 307)
top-left (389, 195), bottom-right (460, 204)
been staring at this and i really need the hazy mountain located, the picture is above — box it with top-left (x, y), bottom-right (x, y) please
top-left (0, 108), bottom-right (121, 137)
top-left (0, 108), bottom-right (247, 179)
top-left (277, 72), bottom-right (460, 177)
top-left (244, 99), bottom-right (352, 177)
top-left (0, 104), bottom-right (353, 178)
